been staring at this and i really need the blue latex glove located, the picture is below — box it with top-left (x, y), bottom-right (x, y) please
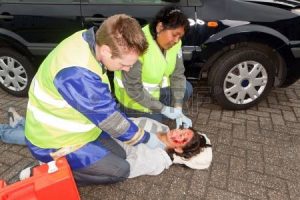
top-left (144, 132), bottom-right (165, 149)
top-left (176, 114), bottom-right (193, 128)
top-left (161, 106), bottom-right (182, 120)
top-left (174, 107), bottom-right (192, 128)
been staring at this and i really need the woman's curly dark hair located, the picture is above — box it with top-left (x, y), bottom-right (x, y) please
top-left (167, 127), bottom-right (212, 160)
top-left (149, 6), bottom-right (189, 39)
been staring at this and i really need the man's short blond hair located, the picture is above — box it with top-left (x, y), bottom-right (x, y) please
top-left (96, 14), bottom-right (148, 58)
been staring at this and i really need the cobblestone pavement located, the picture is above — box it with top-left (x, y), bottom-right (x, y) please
top-left (0, 80), bottom-right (299, 200)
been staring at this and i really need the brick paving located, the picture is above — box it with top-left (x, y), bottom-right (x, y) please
top-left (0, 80), bottom-right (299, 200)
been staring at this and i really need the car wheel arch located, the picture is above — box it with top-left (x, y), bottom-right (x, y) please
top-left (205, 41), bottom-right (286, 85)
top-left (0, 33), bottom-right (34, 63)
top-left (199, 33), bottom-right (290, 86)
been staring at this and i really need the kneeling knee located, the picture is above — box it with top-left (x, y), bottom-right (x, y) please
top-left (115, 160), bottom-right (130, 181)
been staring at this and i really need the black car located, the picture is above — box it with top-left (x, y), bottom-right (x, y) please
top-left (0, 0), bottom-right (299, 110)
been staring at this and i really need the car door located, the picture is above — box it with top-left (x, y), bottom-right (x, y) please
top-left (0, 0), bottom-right (82, 55)
top-left (80, 0), bottom-right (194, 29)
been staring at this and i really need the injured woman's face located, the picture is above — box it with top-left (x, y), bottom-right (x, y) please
top-left (166, 128), bottom-right (194, 149)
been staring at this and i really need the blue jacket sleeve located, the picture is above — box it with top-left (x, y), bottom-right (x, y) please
top-left (53, 66), bottom-right (149, 145)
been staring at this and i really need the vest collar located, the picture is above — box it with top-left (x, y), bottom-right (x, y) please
top-left (82, 27), bottom-right (106, 74)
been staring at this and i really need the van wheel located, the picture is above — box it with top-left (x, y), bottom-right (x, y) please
top-left (209, 47), bottom-right (275, 110)
top-left (0, 48), bottom-right (34, 96)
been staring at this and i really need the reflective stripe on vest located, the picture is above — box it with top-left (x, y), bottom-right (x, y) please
top-left (27, 102), bottom-right (96, 133)
top-left (32, 78), bottom-right (71, 108)
top-left (114, 77), bottom-right (160, 92)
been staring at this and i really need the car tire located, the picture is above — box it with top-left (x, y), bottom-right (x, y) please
top-left (209, 47), bottom-right (275, 110)
top-left (0, 48), bottom-right (35, 97)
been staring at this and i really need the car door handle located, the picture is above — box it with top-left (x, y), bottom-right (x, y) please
top-left (0, 15), bottom-right (14, 20)
top-left (84, 17), bottom-right (106, 22)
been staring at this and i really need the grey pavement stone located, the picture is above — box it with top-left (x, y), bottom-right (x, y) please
top-left (247, 171), bottom-right (287, 194)
top-left (232, 125), bottom-right (246, 139)
top-left (277, 94), bottom-right (289, 102)
top-left (258, 106), bottom-right (282, 114)
top-left (188, 170), bottom-right (209, 198)
top-left (272, 89), bottom-right (286, 94)
top-left (125, 193), bottom-right (142, 200)
top-left (0, 142), bottom-right (10, 152)
top-left (236, 110), bottom-right (246, 114)
top-left (246, 121), bottom-right (260, 135)
top-left (89, 185), bottom-right (127, 200)
top-left (259, 117), bottom-right (273, 130)
top-left (193, 124), bottom-right (219, 134)
top-left (283, 110), bottom-right (297, 122)
top-left (229, 156), bottom-right (247, 181)
top-left (286, 89), bottom-right (298, 100)
top-left (232, 139), bottom-right (262, 152)
top-left (0, 79), bottom-right (299, 200)
top-left (209, 110), bottom-right (222, 120)
top-left (185, 194), bottom-right (204, 200)
top-left (257, 100), bottom-right (268, 108)
top-left (228, 179), bottom-right (268, 200)
top-left (265, 164), bottom-right (299, 182)
top-left (235, 113), bottom-right (258, 121)
top-left (206, 187), bottom-right (246, 200)
top-left (287, 181), bottom-right (300, 200)
top-left (168, 164), bottom-right (194, 179)
top-left (0, 162), bottom-right (9, 174)
top-left (222, 110), bottom-right (234, 117)
top-left (273, 125), bottom-right (300, 136)
top-left (267, 95), bottom-right (278, 105)
top-left (280, 101), bottom-right (300, 108)
top-left (269, 104), bottom-right (293, 111)
top-left (271, 113), bottom-right (285, 125)
top-left (218, 129), bottom-right (232, 145)
top-left (247, 133), bottom-right (277, 146)
top-left (147, 183), bottom-right (169, 200)
top-left (247, 150), bottom-right (264, 173)
top-left (7, 144), bottom-right (25, 153)
top-left (267, 190), bottom-right (290, 200)
top-left (264, 146), bottom-right (282, 167)
top-left (216, 143), bottom-right (246, 157)
top-left (165, 177), bottom-right (189, 200)
top-left (286, 121), bottom-right (300, 129)
top-left (0, 151), bottom-right (23, 165)
top-left (293, 107), bottom-right (300, 117)
top-left (196, 112), bottom-right (210, 125)
top-left (222, 116), bottom-right (246, 125)
top-left (208, 120), bottom-right (232, 130)
top-left (118, 178), bottom-right (150, 197)
top-left (209, 162), bottom-right (228, 189)
top-left (246, 110), bottom-right (270, 118)
top-left (213, 151), bottom-right (230, 166)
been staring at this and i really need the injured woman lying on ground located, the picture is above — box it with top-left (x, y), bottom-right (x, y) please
top-left (119, 117), bottom-right (213, 178)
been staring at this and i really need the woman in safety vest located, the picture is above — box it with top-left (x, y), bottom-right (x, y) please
top-left (114, 6), bottom-right (193, 128)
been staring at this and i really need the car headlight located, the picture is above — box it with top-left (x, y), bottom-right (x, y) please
top-left (291, 8), bottom-right (300, 15)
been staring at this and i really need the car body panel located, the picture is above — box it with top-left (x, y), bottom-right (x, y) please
top-left (0, 0), bottom-right (299, 97)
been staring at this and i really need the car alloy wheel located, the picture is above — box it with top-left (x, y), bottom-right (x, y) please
top-left (0, 48), bottom-right (35, 96)
top-left (223, 60), bottom-right (268, 105)
top-left (0, 56), bottom-right (28, 92)
top-left (209, 46), bottom-right (275, 110)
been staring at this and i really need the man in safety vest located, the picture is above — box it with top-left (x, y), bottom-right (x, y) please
top-left (25, 14), bottom-right (152, 186)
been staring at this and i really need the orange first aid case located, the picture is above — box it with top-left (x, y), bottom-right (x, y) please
top-left (0, 157), bottom-right (80, 200)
